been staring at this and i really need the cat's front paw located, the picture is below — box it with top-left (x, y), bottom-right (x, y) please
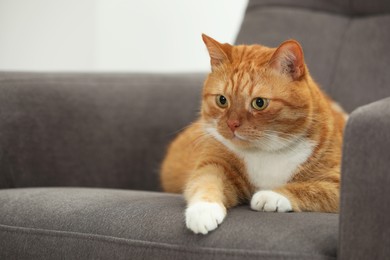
top-left (185, 202), bottom-right (226, 235)
top-left (250, 190), bottom-right (292, 212)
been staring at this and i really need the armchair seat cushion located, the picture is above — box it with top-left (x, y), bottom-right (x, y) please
top-left (0, 188), bottom-right (338, 260)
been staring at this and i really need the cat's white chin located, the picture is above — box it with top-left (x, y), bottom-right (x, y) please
top-left (229, 134), bottom-right (248, 147)
top-left (232, 132), bottom-right (247, 141)
top-left (206, 126), bottom-right (256, 150)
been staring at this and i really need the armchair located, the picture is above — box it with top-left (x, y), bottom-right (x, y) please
top-left (1, 0), bottom-right (390, 259)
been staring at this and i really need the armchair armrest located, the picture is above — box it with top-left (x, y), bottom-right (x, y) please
top-left (339, 97), bottom-right (390, 260)
top-left (0, 72), bottom-right (205, 190)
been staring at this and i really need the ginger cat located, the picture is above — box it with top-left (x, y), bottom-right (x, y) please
top-left (161, 34), bottom-right (347, 235)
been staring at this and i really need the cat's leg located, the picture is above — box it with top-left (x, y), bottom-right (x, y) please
top-left (275, 180), bottom-right (339, 212)
top-left (184, 164), bottom-right (242, 234)
top-left (250, 180), bottom-right (339, 213)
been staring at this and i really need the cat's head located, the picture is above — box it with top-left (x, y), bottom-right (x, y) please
top-left (201, 34), bottom-right (313, 152)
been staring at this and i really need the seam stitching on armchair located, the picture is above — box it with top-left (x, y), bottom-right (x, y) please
top-left (0, 224), bottom-right (336, 259)
top-left (245, 4), bottom-right (349, 17)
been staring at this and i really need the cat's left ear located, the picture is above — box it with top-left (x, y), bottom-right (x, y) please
top-left (269, 40), bottom-right (305, 81)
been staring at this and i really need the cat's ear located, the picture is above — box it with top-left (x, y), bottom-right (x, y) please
top-left (202, 34), bottom-right (232, 69)
top-left (269, 40), bottom-right (305, 81)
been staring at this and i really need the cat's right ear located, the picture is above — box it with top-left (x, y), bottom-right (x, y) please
top-left (202, 34), bottom-right (232, 70)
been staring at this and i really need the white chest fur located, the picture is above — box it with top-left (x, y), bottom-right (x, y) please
top-left (206, 127), bottom-right (315, 190)
top-left (237, 142), bottom-right (314, 190)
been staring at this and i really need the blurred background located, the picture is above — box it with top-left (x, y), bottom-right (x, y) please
top-left (0, 0), bottom-right (248, 72)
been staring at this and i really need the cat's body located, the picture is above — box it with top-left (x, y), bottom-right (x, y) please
top-left (161, 35), bottom-right (347, 234)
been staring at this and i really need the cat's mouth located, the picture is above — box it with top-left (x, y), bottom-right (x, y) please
top-left (205, 126), bottom-right (250, 146)
top-left (231, 132), bottom-right (247, 141)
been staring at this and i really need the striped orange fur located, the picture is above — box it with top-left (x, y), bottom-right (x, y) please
top-left (161, 34), bottom-right (347, 234)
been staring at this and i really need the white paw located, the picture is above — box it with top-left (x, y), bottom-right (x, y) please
top-left (185, 201), bottom-right (226, 235)
top-left (250, 190), bottom-right (292, 212)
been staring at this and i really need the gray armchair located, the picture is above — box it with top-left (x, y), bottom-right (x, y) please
top-left (1, 1), bottom-right (389, 259)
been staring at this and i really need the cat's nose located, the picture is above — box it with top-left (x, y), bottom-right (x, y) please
top-left (227, 119), bottom-right (240, 132)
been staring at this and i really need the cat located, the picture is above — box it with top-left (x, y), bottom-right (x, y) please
top-left (160, 34), bottom-right (347, 235)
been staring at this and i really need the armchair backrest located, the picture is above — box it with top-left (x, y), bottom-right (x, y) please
top-left (0, 73), bottom-right (203, 191)
top-left (236, 0), bottom-right (390, 112)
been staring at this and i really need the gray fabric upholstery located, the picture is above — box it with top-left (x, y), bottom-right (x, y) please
top-left (0, 188), bottom-right (338, 260)
top-left (237, 0), bottom-right (390, 112)
top-left (330, 16), bottom-right (390, 112)
top-left (0, 72), bottom-right (204, 191)
top-left (246, 0), bottom-right (390, 15)
top-left (339, 97), bottom-right (390, 260)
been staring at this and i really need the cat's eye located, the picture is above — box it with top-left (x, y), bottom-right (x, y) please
top-left (216, 95), bottom-right (228, 108)
top-left (251, 97), bottom-right (269, 111)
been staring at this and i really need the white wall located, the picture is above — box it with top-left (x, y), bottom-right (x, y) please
top-left (0, 0), bottom-right (96, 71)
top-left (0, 0), bottom-right (248, 72)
